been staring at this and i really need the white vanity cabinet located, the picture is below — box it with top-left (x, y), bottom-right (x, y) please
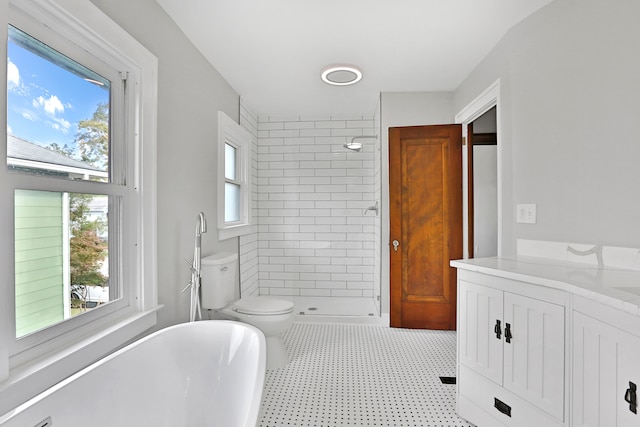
top-left (453, 256), bottom-right (640, 427)
top-left (457, 271), bottom-right (567, 427)
top-left (572, 296), bottom-right (640, 427)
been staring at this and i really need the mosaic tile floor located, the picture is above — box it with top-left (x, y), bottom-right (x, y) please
top-left (258, 322), bottom-right (474, 427)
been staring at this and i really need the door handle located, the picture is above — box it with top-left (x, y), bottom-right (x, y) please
top-left (494, 397), bottom-right (512, 417)
top-left (505, 323), bottom-right (512, 343)
top-left (625, 381), bottom-right (637, 414)
top-left (392, 240), bottom-right (399, 252)
top-left (494, 319), bottom-right (502, 339)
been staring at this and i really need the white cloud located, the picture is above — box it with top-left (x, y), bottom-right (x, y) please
top-left (51, 117), bottom-right (72, 133)
top-left (31, 95), bottom-right (71, 134)
top-left (22, 111), bottom-right (35, 121)
top-left (33, 95), bottom-right (65, 115)
top-left (7, 125), bottom-right (12, 135)
top-left (7, 60), bottom-right (20, 87)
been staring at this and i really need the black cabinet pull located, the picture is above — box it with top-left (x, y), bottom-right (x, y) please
top-left (494, 319), bottom-right (502, 339)
top-left (494, 397), bottom-right (512, 417)
top-left (625, 381), bottom-right (637, 414)
top-left (505, 323), bottom-right (512, 343)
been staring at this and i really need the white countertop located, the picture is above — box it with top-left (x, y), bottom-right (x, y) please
top-left (451, 256), bottom-right (640, 317)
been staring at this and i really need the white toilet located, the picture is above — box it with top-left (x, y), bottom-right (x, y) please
top-left (200, 252), bottom-right (294, 370)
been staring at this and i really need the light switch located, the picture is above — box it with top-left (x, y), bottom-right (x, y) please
top-left (516, 203), bottom-right (537, 224)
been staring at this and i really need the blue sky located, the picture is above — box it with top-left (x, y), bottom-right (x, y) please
top-left (7, 34), bottom-right (110, 153)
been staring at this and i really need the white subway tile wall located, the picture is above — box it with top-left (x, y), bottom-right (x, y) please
top-left (239, 99), bottom-right (260, 297)
top-left (257, 115), bottom-right (378, 298)
top-left (373, 99), bottom-right (382, 314)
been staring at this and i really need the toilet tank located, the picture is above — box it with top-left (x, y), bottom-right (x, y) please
top-left (200, 252), bottom-right (238, 310)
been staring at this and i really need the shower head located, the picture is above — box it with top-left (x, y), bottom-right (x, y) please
top-left (343, 140), bottom-right (363, 152)
top-left (343, 136), bottom-right (375, 152)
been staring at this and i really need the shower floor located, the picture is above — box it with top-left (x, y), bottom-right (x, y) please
top-left (283, 296), bottom-right (385, 325)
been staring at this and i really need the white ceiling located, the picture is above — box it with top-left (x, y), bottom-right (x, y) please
top-left (156, 0), bottom-right (554, 117)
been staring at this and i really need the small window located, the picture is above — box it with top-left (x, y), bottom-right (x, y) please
top-left (225, 143), bottom-right (237, 180)
top-left (224, 143), bottom-right (241, 222)
top-left (217, 111), bottom-right (252, 239)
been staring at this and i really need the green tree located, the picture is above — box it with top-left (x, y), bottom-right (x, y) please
top-left (76, 102), bottom-right (109, 171)
top-left (49, 103), bottom-right (110, 311)
top-left (47, 142), bottom-right (74, 157)
top-left (68, 194), bottom-right (107, 287)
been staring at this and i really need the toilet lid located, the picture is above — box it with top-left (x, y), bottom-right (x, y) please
top-left (233, 296), bottom-right (294, 315)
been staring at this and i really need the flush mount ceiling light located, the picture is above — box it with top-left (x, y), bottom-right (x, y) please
top-left (321, 64), bottom-right (363, 86)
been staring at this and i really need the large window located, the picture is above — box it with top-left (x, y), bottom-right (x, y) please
top-left (8, 25), bottom-right (114, 338)
top-left (217, 111), bottom-right (252, 239)
top-left (1, 0), bottom-right (158, 409)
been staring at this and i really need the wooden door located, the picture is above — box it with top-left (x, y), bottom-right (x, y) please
top-left (389, 125), bottom-right (462, 329)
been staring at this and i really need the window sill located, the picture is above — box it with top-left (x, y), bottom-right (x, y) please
top-left (0, 307), bottom-right (161, 416)
top-left (219, 224), bottom-right (257, 241)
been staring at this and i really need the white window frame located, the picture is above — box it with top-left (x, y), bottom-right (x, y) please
top-left (217, 111), bottom-right (252, 240)
top-left (0, 0), bottom-right (158, 414)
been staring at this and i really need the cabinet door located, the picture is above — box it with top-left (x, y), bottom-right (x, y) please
top-left (617, 337), bottom-right (640, 427)
top-left (503, 292), bottom-right (565, 421)
top-left (574, 311), bottom-right (640, 427)
top-left (458, 280), bottom-right (503, 384)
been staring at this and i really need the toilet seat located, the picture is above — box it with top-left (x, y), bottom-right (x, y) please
top-left (233, 296), bottom-right (294, 316)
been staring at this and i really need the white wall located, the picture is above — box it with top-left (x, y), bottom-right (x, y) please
top-left (239, 99), bottom-right (260, 298)
top-left (91, 0), bottom-right (241, 329)
top-left (454, 0), bottom-right (640, 252)
top-left (380, 92), bottom-right (454, 315)
top-left (256, 115), bottom-right (378, 298)
top-left (373, 97), bottom-right (382, 314)
top-left (473, 145), bottom-right (498, 257)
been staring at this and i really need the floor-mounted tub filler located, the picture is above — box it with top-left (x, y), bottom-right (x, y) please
top-left (182, 211), bottom-right (207, 322)
top-left (0, 321), bottom-right (266, 427)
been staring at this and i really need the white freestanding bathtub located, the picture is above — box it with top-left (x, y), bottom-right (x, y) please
top-left (0, 321), bottom-right (266, 427)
